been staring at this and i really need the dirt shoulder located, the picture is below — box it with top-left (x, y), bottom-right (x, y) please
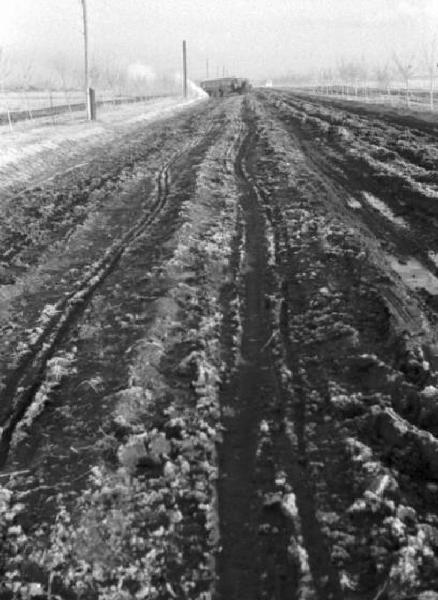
top-left (0, 96), bottom-right (206, 194)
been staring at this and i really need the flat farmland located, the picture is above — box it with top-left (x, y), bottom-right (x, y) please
top-left (1, 90), bottom-right (438, 599)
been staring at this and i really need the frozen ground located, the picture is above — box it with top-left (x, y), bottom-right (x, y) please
top-left (1, 90), bottom-right (438, 599)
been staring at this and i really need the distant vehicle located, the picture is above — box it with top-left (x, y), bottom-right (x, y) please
top-left (200, 77), bottom-right (252, 97)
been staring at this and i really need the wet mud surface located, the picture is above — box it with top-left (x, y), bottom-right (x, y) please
top-left (1, 91), bottom-right (438, 599)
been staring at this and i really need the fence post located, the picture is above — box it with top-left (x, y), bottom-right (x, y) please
top-left (6, 103), bottom-right (13, 131)
top-left (182, 41), bottom-right (188, 98)
top-left (87, 87), bottom-right (96, 120)
top-left (49, 90), bottom-right (55, 125)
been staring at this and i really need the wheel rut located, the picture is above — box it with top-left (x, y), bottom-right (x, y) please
top-left (217, 109), bottom-right (294, 600)
top-left (0, 124), bottom-right (215, 469)
top-left (217, 103), bottom-right (343, 600)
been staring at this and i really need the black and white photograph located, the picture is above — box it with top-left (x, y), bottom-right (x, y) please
top-left (1, 1), bottom-right (438, 598)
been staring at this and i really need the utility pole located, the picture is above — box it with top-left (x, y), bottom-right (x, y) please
top-left (182, 40), bottom-right (188, 98)
top-left (81, 0), bottom-right (95, 120)
top-left (206, 58), bottom-right (209, 80)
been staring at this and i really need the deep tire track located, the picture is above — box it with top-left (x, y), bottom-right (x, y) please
top-left (217, 109), bottom-right (295, 600)
top-left (246, 92), bottom-right (438, 598)
top-left (0, 125), bottom-right (215, 468)
top-left (217, 102), bottom-right (344, 600)
top-left (248, 149), bottom-right (345, 600)
top-left (260, 91), bottom-right (438, 327)
top-left (267, 91), bottom-right (438, 265)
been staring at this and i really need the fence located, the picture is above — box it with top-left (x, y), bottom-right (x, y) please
top-left (298, 80), bottom-right (438, 111)
top-left (0, 87), bottom-right (179, 129)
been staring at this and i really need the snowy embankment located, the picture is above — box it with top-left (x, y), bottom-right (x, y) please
top-left (0, 94), bottom-right (207, 194)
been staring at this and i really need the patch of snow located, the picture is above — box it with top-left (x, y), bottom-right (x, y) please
top-left (347, 197), bottom-right (362, 209)
top-left (282, 492), bottom-right (299, 519)
top-left (362, 191), bottom-right (408, 228)
top-left (0, 96), bottom-right (206, 187)
top-left (388, 255), bottom-right (438, 295)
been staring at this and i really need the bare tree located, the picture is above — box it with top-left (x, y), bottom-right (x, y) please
top-left (423, 36), bottom-right (438, 111)
top-left (337, 60), bottom-right (351, 96)
top-left (0, 47), bottom-right (13, 130)
top-left (375, 64), bottom-right (393, 103)
top-left (40, 67), bottom-right (58, 124)
top-left (51, 55), bottom-right (74, 112)
top-left (392, 52), bottom-right (416, 107)
top-left (355, 61), bottom-right (368, 98)
top-left (101, 61), bottom-right (118, 95)
top-left (20, 60), bottom-right (34, 120)
top-left (337, 60), bottom-right (367, 98)
top-left (320, 68), bottom-right (334, 95)
top-left (0, 47), bottom-right (11, 87)
top-left (109, 62), bottom-right (127, 98)
top-left (89, 63), bottom-right (102, 88)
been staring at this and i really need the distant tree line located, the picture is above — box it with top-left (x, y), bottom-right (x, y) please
top-left (312, 38), bottom-right (438, 109)
top-left (269, 37), bottom-right (438, 111)
top-left (0, 47), bottom-right (179, 97)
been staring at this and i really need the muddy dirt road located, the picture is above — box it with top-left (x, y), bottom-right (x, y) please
top-left (1, 91), bottom-right (438, 599)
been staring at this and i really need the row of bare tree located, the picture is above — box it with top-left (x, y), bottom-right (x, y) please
top-left (316, 39), bottom-right (438, 110)
top-left (0, 49), bottom-right (139, 95)
top-left (0, 47), bottom-right (182, 130)
top-left (0, 48), bottom-right (183, 100)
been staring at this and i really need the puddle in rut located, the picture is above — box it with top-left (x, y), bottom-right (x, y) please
top-left (362, 191), bottom-right (408, 228)
top-left (389, 255), bottom-right (438, 295)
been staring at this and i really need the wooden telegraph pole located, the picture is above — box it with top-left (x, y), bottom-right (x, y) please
top-left (81, 0), bottom-right (96, 120)
top-left (183, 40), bottom-right (188, 98)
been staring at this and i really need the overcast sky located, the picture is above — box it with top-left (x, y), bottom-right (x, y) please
top-left (1, 0), bottom-right (437, 80)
